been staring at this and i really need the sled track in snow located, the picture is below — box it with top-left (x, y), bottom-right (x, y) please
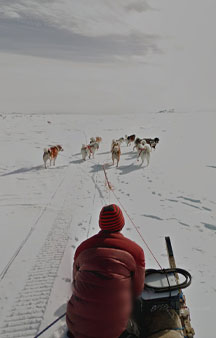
top-left (0, 173), bottom-right (66, 281)
top-left (0, 152), bottom-right (110, 337)
top-left (0, 205), bottom-right (72, 338)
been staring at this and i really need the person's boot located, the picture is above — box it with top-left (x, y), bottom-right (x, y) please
top-left (67, 330), bottom-right (74, 338)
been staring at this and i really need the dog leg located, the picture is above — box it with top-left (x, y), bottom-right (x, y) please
top-left (139, 155), bottom-right (144, 166)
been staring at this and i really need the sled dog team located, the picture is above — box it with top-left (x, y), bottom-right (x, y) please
top-left (43, 135), bottom-right (159, 168)
top-left (80, 134), bottom-right (159, 167)
top-left (110, 135), bottom-right (159, 167)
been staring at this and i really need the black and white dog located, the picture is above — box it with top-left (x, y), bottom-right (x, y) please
top-left (134, 137), bottom-right (159, 150)
top-left (125, 134), bottom-right (136, 146)
top-left (144, 137), bottom-right (159, 149)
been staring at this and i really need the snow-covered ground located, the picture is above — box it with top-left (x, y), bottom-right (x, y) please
top-left (0, 111), bottom-right (215, 338)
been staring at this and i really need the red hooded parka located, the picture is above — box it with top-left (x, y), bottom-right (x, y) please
top-left (66, 230), bottom-right (145, 338)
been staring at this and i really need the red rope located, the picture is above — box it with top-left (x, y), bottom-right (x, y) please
top-left (102, 164), bottom-right (113, 190)
top-left (102, 164), bottom-right (163, 269)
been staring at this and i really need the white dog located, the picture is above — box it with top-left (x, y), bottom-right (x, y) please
top-left (87, 142), bottom-right (99, 159)
top-left (137, 140), bottom-right (151, 166)
top-left (81, 144), bottom-right (88, 161)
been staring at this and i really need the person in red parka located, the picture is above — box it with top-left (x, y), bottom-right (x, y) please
top-left (66, 204), bottom-right (145, 338)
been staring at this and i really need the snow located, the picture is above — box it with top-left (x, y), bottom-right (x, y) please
top-left (0, 111), bottom-right (215, 338)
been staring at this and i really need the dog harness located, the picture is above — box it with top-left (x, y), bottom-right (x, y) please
top-left (138, 148), bottom-right (147, 157)
top-left (87, 145), bottom-right (93, 153)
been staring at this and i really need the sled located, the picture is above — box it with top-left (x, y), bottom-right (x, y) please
top-left (134, 236), bottom-right (195, 338)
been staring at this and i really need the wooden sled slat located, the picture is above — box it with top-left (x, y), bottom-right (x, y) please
top-left (165, 237), bottom-right (195, 338)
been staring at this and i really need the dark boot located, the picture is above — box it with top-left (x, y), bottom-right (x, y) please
top-left (67, 330), bottom-right (74, 338)
top-left (119, 319), bottom-right (140, 338)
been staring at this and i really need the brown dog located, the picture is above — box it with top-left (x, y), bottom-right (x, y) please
top-left (111, 142), bottom-right (121, 167)
top-left (96, 136), bottom-right (102, 143)
top-left (43, 145), bottom-right (63, 168)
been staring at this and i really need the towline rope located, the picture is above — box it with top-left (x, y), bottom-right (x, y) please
top-left (102, 163), bottom-right (163, 270)
top-left (34, 312), bottom-right (66, 337)
top-left (73, 152), bottom-right (163, 269)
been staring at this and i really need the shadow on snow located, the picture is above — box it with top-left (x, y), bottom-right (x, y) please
top-left (70, 159), bottom-right (84, 165)
top-left (89, 163), bottom-right (113, 173)
top-left (1, 165), bottom-right (43, 176)
top-left (117, 163), bottom-right (145, 175)
top-left (206, 165), bottom-right (216, 169)
top-left (1, 164), bottom-right (68, 176)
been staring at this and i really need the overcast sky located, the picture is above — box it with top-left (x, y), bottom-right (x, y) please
top-left (0, 0), bottom-right (215, 114)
